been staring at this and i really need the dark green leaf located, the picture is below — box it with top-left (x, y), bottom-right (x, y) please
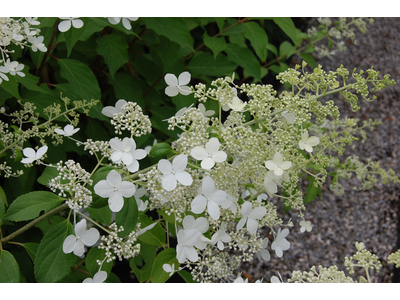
top-left (58, 18), bottom-right (89, 57)
top-left (304, 176), bottom-right (321, 204)
top-left (272, 17), bottom-right (301, 46)
top-left (142, 18), bottom-right (193, 51)
top-left (0, 250), bottom-right (20, 283)
top-left (16, 71), bottom-right (52, 95)
top-left (267, 43), bottom-right (278, 56)
top-left (96, 32), bottom-right (129, 79)
top-left (35, 215), bottom-right (65, 235)
top-left (178, 270), bottom-right (196, 283)
top-left (242, 22), bottom-right (269, 62)
top-left (3, 191), bottom-right (64, 222)
top-left (115, 196), bottom-right (139, 237)
top-left (137, 215), bottom-right (165, 247)
top-left (80, 17), bottom-right (110, 41)
top-left (0, 75), bottom-right (20, 99)
top-left (86, 205), bottom-right (112, 226)
top-left (37, 166), bottom-right (62, 186)
top-left (187, 52), bottom-right (237, 77)
top-left (21, 243), bottom-right (40, 262)
top-left (151, 248), bottom-right (177, 283)
top-left (148, 142), bottom-right (176, 158)
top-left (300, 53), bottom-right (317, 69)
top-left (34, 219), bottom-right (77, 283)
top-left (130, 241), bottom-right (157, 282)
top-left (225, 44), bottom-right (261, 82)
top-left (109, 73), bottom-right (144, 108)
top-left (152, 36), bottom-right (181, 72)
top-left (214, 17), bottom-right (225, 32)
top-left (203, 32), bottom-right (227, 59)
top-left (85, 247), bottom-right (113, 276)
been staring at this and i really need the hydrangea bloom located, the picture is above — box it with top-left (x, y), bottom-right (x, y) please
top-left (162, 263), bottom-right (176, 277)
top-left (241, 188), bottom-right (268, 203)
top-left (191, 176), bottom-right (228, 220)
top-left (236, 201), bottom-right (267, 234)
top-left (62, 219), bottom-right (100, 256)
top-left (158, 154), bottom-right (193, 191)
top-left (257, 238), bottom-right (271, 261)
top-left (210, 222), bottom-right (231, 250)
top-left (198, 103), bottom-right (215, 117)
top-left (54, 124), bottom-right (80, 136)
top-left (107, 17), bottom-right (138, 30)
top-left (228, 96), bottom-right (246, 112)
top-left (94, 169), bottom-right (136, 212)
top-left (271, 228), bottom-right (290, 257)
top-left (83, 271), bottom-right (107, 283)
top-left (28, 36), bottom-right (47, 52)
top-left (1, 59), bottom-right (25, 77)
top-left (299, 132), bottom-right (320, 153)
top-left (190, 137), bottom-right (227, 170)
top-left (102, 99), bottom-right (127, 117)
top-left (299, 220), bottom-right (312, 233)
top-left (265, 152), bottom-right (292, 176)
top-left (164, 71), bottom-right (191, 97)
top-left (282, 111), bottom-right (296, 124)
top-left (58, 18), bottom-right (84, 32)
top-left (21, 145), bottom-right (48, 164)
top-left (109, 137), bottom-right (146, 173)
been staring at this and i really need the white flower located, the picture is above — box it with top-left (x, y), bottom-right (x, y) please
top-left (28, 36), bottom-right (47, 52)
top-left (63, 219), bottom-right (100, 256)
top-left (265, 152), bottom-right (292, 176)
top-left (164, 71), bottom-right (191, 97)
top-left (241, 188), bottom-right (268, 203)
top-left (282, 111), bottom-right (296, 124)
top-left (25, 17), bottom-right (40, 25)
top-left (257, 238), bottom-right (271, 262)
top-left (58, 18), bottom-right (84, 32)
top-left (210, 222), bottom-right (231, 250)
top-left (299, 132), bottom-right (320, 153)
top-left (271, 274), bottom-right (283, 283)
top-left (21, 145), bottom-right (48, 164)
top-left (94, 170), bottom-right (136, 212)
top-left (54, 124), bottom-right (80, 137)
top-left (83, 271), bottom-right (107, 283)
top-left (162, 263), bottom-right (176, 277)
top-left (102, 99), bottom-right (127, 117)
top-left (271, 228), bottom-right (290, 258)
top-left (227, 96), bottom-right (246, 112)
top-left (190, 137), bottom-right (227, 170)
top-left (263, 170), bottom-right (289, 196)
top-left (198, 103), bottom-right (215, 117)
top-left (233, 274), bottom-right (248, 283)
top-left (158, 154), bottom-right (193, 191)
top-left (299, 220), bottom-right (312, 233)
top-left (236, 201), bottom-right (267, 234)
top-left (107, 17), bottom-right (138, 30)
top-left (1, 59), bottom-right (25, 77)
top-left (191, 176), bottom-right (227, 221)
top-left (0, 68), bottom-right (9, 84)
top-left (109, 137), bottom-right (147, 173)
top-left (133, 185), bottom-right (148, 211)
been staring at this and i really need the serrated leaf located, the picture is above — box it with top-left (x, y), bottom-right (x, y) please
top-left (225, 44), bottom-right (261, 82)
top-left (115, 196), bottom-right (138, 237)
top-left (96, 32), bottom-right (129, 79)
top-left (187, 52), bottom-right (237, 77)
top-left (3, 191), bottom-right (64, 222)
top-left (142, 18), bottom-right (193, 51)
top-left (34, 219), bottom-right (77, 283)
top-left (0, 250), bottom-right (20, 283)
top-left (272, 17), bottom-right (301, 46)
top-left (203, 32), bottom-right (227, 59)
top-left (148, 143), bottom-right (176, 158)
top-left (16, 71), bottom-right (52, 95)
top-left (21, 243), bottom-right (40, 262)
top-left (242, 22), bottom-right (269, 62)
top-left (151, 248), bottom-right (177, 283)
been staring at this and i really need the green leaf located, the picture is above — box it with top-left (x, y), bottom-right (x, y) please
top-left (20, 243), bottom-right (40, 263)
top-left (225, 44), bottom-right (261, 82)
top-left (0, 250), bottom-right (20, 283)
top-left (115, 196), bottom-right (139, 237)
top-left (279, 41), bottom-right (296, 58)
top-left (86, 205), bottom-right (112, 226)
top-left (109, 73), bottom-right (144, 108)
top-left (300, 53), bottom-right (317, 69)
top-left (3, 191), bottom-right (64, 222)
top-left (80, 17), bottom-right (110, 41)
top-left (57, 58), bottom-right (106, 121)
top-left (96, 32), bottom-right (129, 79)
top-left (17, 71), bottom-right (53, 96)
top-left (214, 17), bottom-right (225, 32)
top-left (85, 247), bottom-right (113, 276)
top-left (304, 176), bottom-right (321, 204)
top-left (269, 62), bottom-right (290, 75)
top-left (35, 215), bottom-right (65, 235)
top-left (203, 32), bottom-right (227, 59)
top-left (0, 186), bottom-right (6, 220)
top-left (58, 17), bottom-right (89, 57)
top-left (0, 75), bottom-right (20, 99)
top-left (148, 142), bottom-right (176, 158)
top-left (37, 166), bottom-right (62, 186)
top-left (178, 270), bottom-right (196, 283)
top-left (151, 248), bottom-right (177, 283)
top-left (142, 18), bottom-right (193, 51)
top-left (137, 215), bottom-right (165, 247)
top-left (242, 22), bottom-right (269, 62)
top-left (34, 219), bottom-right (77, 283)
top-left (187, 52), bottom-right (237, 77)
top-left (130, 241), bottom-right (157, 282)
top-left (266, 43), bottom-right (278, 57)
top-left (152, 36), bottom-right (181, 72)
top-left (272, 17), bottom-right (301, 46)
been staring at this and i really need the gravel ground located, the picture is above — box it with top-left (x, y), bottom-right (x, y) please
top-left (242, 17), bottom-right (400, 283)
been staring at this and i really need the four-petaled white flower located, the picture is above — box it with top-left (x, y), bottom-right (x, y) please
top-left (299, 220), bottom-right (312, 233)
top-left (109, 137), bottom-right (147, 173)
top-left (198, 103), bottom-right (215, 117)
top-left (190, 137), bottom-right (227, 170)
top-left (271, 228), bottom-right (290, 258)
top-left (164, 71), bottom-right (191, 97)
top-left (228, 96), bottom-right (246, 112)
top-left (102, 99), bottom-right (127, 117)
top-left (263, 170), bottom-right (289, 196)
top-left (299, 132), bottom-right (320, 153)
top-left (210, 222), bottom-right (231, 250)
top-left (28, 36), bottom-right (47, 52)
top-left (191, 176), bottom-right (227, 221)
top-left (257, 238), bottom-right (271, 262)
top-left (107, 17), bottom-right (138, 30)
top-left (236, 201), bottom-right (267, 234)
top-left (63, 219), bottom-right (100, 256)
top-left (176, 215), bottom-right (209, 263)
top-left (21, 145), bottom-right (48, 164)
top-left (83, 271), bottom-right (107, 283)
top-left (54, 124), bottom-right (80, 137)
top-left (265, 152), bottom-right (292, 176)
top-left (162, 263), bottom-right (176, 277)
top-left (58, 18), bottom-right (84, 32)
top-left (158, 154), bottom-right (193, 191)
top-left (1, 59), bottom-right (25, 77)
top-left (94, 169), bottom-right (136, 212)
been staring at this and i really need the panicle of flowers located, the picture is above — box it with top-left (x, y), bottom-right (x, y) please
top-left (48, 160), bottom-right (93, 211)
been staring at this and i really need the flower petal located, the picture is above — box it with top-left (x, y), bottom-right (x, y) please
top-left (190, 146), bottom-right (208, 160)
top-left (241, 201), bottom-right (253, 217)
top-left (58, 20), bottom-right (71, 32)
top-left (201, 157), bottom-right (215, 170)
top-left (22, 147), bottom-right (35, 158)
top-left (94, 180), bottom-right (113, 198)
top-left (307, 136), bottom-right (320, 146)
top-left (246, 217), bottom-right (259, 234)
top-left (75, 219), bottom-right (87, 236)
top-left (117, 181), bottom-right (136, 197)
top-left (265, 160), bottom-right (277, 170)
top-left (106, 170), bottom-right (121, 187)
top-left (73, 240), bottom-right (85, 256)
top-left (165, 86), bottom-right (179, 97)
top-left (158, 159), bottom-right (172, 174)
top-left (126, 159), bottom-right (139, 173)
top-left (178, 86), bottom-right (191, 95)
top-left (273, 152), bottom-right (284, 164)
top-left (212, 151), bottom-right (227, 163)
top-left (175, 171), bottom-right (193, 186)
top-left (178, 71), bottom-right (191, 86)
top-left (182, 215), bottom-right (195, 229)
top-left (191, 195), bottom-right (207, 214)
top-left (236, 217), bottom-right (247, 231)
top-left (201, 176), bottom-right (215, 197)
top-left (207, 200), bottom-right (220, 220)
top-left (162, 174), bottom-right (177, 191)
top-left (132, 149), bottom-right (147, 160)
top-left (72, 19), bottom-right (84, 29)
top-left (172, 154), bottom-right (188, 172)
top-left (194, 217), bottom-right (209, 233)
top-left (164, 73), bottom-right (178, 87)
top-left (62, 235), bottom-right (76, 254)
top-left (280, 161), bottom-right (292, 170)
top-left (108, 192), bottom-right (124, 212)
top-left (249, 206), bottom-right (267, 219)
top-left (93, 271), bottom-right (107, 283)
top-left (205, 138), bottom-right (220, 154)
top-left (80, 228), bottom-right (100, 246)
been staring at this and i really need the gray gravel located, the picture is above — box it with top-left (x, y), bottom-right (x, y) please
top-left (241, 17), bottom-right (400, 283)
